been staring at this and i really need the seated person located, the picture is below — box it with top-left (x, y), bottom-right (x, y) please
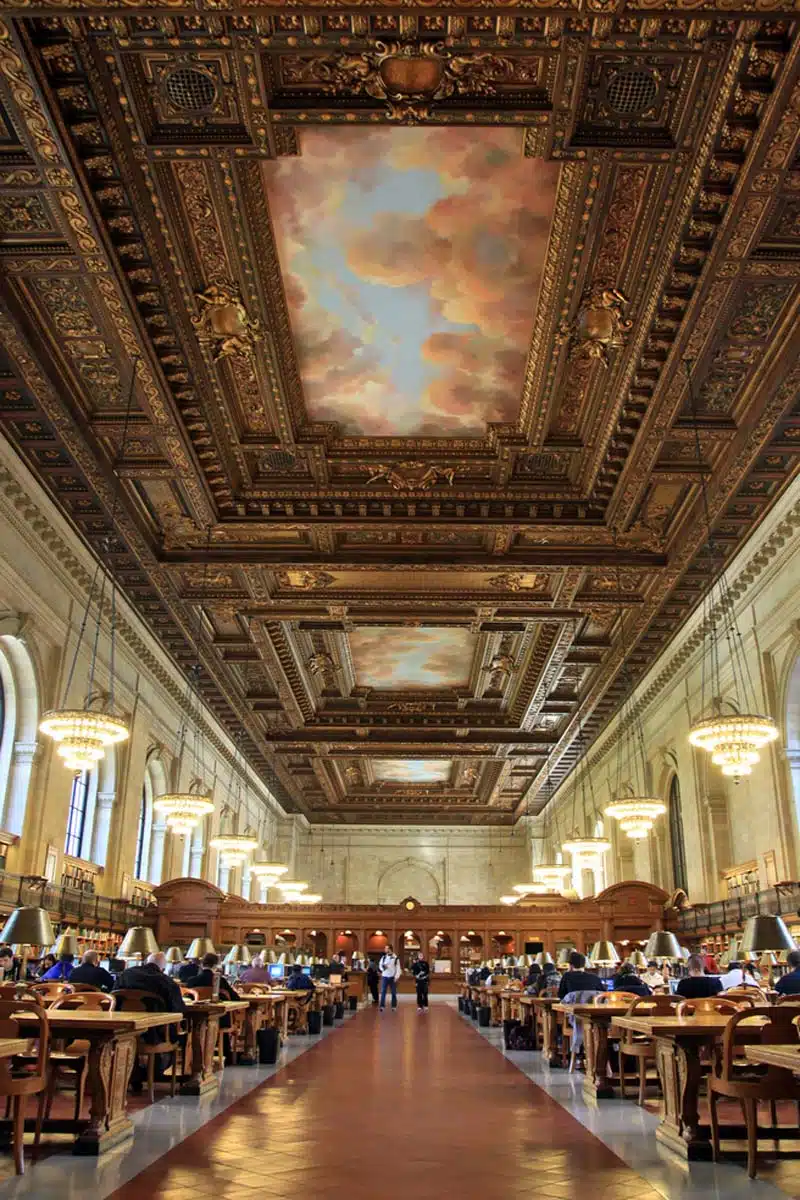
top-left (524, 963), bottom-right (541, 991)
top-left (286, 963), bottom-right (315, 992)
top-left (69, 949), bottom-right (115, 991)
top-left (178, 958), bottom-right (199, 983)
top-left (611, 962), bottom-right (652, 996)
top-left (537, 962), bottom-right (560, 995)
top-left (641, 961), bottom-right (666, 990)
top-left (41, 952), bottom-right (74, 982)
top-left (675, 953), bottom-right (723, 999)
top-left (114, 951), bottom-right (186, 1013)
top-left (776, 949), bottom-right (800, 995)
top-left (719, 960), bottom-right (760, 990)
top-left (182, 952), bottom-right (238, 1001)
top-left (558, 951), bottom-right (602, 1000)
top-left (239, 954), bottom-right (272, 985)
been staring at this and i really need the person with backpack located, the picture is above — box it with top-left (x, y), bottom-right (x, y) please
top-left (412, 953), bottom-right (430, 1012)
top-left (379, 945), bottom-right (401, 1011)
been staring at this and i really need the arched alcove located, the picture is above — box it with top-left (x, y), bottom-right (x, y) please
top-left (376, 858), bottom-right (441, 905)
top-left (0, 629), bottom-right (39, 836)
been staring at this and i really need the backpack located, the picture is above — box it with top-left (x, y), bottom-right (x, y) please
top-left (507, 1024), bottom-right (537, 1051)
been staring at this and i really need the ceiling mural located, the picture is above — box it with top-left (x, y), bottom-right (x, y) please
top-left (373, 760), bottom-right (453, 784)
top-left (348, 626), bottom-right (477, 689)
top-left (264, 128), bottom-right (558, 436)
top-left (0, 8), bottom-right (797, 825)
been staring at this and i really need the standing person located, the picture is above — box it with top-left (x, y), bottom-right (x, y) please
top-left (366, 959), bottom-right (380, 1005)
top-left (412, 952), bottom-right (430, 1013)
top-left (379, 945), bottom-right (401, 1012)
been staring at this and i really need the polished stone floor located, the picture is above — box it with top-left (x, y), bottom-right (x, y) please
top-left (0, 998), bottom-right (798, 1199)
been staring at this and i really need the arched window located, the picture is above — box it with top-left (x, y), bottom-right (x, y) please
top-left (64, 771), bottom-right (90, 858)
top-left (0, 629), bottom-right (39, 836)
top-left (669, 774), bottom-right (688, 893)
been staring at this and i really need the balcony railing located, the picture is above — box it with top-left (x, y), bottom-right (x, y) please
top-left (0, 871), bottom-right (156, 932)
top-left (675, 883), bottom-right (800, 935)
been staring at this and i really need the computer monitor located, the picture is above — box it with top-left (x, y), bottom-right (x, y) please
top-left (301, 966), bottom-right (312, 976)
top-left (268, 963), bottom-right (285, 981)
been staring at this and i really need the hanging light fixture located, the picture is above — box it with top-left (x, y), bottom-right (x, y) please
top-left (499, 894), bottom-right (519, 906)
top-left (604, 541), bottom-right (665, 843)
top-left (209, 833), bottom-right (259, 867)
top-left (40, 362), bottom-right (140, 770)
top-left (251, 862), bottom-right (289, 879)
top-left (682, 360), bottom-right (779, 779)
top-left (153, 527), bottom-right (219, 836)
top-left (532, 864), bottom-right (573, 890)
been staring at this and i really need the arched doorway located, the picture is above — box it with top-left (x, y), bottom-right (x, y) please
top-left (335, 930), bottom-right (358, 960)
top-left (668, 774), bottom-right (688, 893)
top-left (401, 928), bottom-right (421, 969)
top-left (306, 930), bottom-right (328, 958)
top-left (367, 930), bottom-right (389, 959)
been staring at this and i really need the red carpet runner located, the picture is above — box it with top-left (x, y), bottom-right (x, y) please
top-left (110, 1004), bottom-right (663, 1200)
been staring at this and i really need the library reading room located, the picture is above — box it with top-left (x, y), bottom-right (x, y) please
top-left (0, 2), bottom-right (797, 1198)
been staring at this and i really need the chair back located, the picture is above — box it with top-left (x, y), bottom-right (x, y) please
top-left (30, 982), bottom-right (73, 1001)
top-left (717, 1006), bottom-right (796, 1081)
top-left (677, 997), bottom-right (743, 1017)
top-left (593, 991), bottom-right (639, 1006)
top-left (112, 988), bottom-right (165, 1013)
top-left (0, 999), bottom-right (49, 1085)
top-left (180, 988), bottom-right (199, 1004)
top-left (189, 986), bottom-right (214, 1001)
top-left (51, 992), bottom-right (115, 1012)
top-left (776, 995), bottom-right (800, 1006)
top-left (627, 994), bottom-right (677, 1016)
top-left (237, 984), bottom-right (269, 995)
top-left (724, 987), bottom-right (765, 1004)
top-left (71, 983), bottom-right (103, 994)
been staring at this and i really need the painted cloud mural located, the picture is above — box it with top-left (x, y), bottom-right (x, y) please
top-left (348, 626), bottom-right (476, 690)
top-left (264, 128), bottom-right (559, 437)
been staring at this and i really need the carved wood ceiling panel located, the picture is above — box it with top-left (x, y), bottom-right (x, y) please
top-left (0, 5), bottom-right (798, 824)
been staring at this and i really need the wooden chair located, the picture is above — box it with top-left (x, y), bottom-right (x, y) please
top-left (29, 982), bottom-right (73, 1003)
top-left (724, 986), bottom-right (767, 1004)
top-left (70, 984), bottom-right (103, 994)
top-left (592, 991), bottom-right (639, 1006)
top-left (44, 992), bottom-right (115, 1121)
top-left (709, 1006), bottom-right (800, 1178)
top-left (0, 999), bottom-right (50, 1174)
top-left (113, 989), bottom-right (182, 1103)
top-left (617, 995), bottom-right (677, 1105)
top-left (237, 983), bottom-right (270, 995)
top-left (676, 997), bottom-right (745, 1017)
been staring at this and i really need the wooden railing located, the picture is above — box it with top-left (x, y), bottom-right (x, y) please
top-left (0, 871), bottom-right (156, 932)
top-left (674, 882), bottom-right (800, 935)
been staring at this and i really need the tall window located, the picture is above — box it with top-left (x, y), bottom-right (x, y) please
top-left (135, 781), bottom-right (149, 880)
top-left (64, 770), bottom-right (90, 859)
top-left (669, 774), bottom-right (688, 893)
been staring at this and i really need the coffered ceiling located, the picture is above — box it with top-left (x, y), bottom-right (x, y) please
top-left (0, 2), bottom-right (798, 825)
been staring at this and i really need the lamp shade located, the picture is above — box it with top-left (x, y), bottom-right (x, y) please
top-left (53, 930), bottom-right (80, 958)
top-left (223, 944), bottom-right (252, 966)
top-left (557, 948), bottom-right (572, 967)
top-left (739, 915), bottom-right (796, 955)
top-left (186, 937), bottom-right (216, 960)
top-left (592, 940), bottom-right (620, 966)
top-left (0, 906), bottom-right (54, 948)
top-left (118, 926), bottom-right (159, 958)
top-left (644, 930), bottom-right (682, 960)
top-left (164, 946), bottom-right (184, 964)
top-left (629, 949), bottom-right (648, 969)
top-left (534, 951), bottom-right (554, 967)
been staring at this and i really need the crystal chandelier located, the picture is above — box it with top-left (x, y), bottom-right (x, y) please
top-left (153, 791), bottom-right (215, 836)
top-left (688, 714), bottom-right (778, 779)
top-left (682, 361), bottom-right (779, 779)
top-left (39, 364), bottom-right (138, 771)
top-left (532, 864), bottom-right (573, 889)
top-left (251, 862), bottom-right (289, 881)
top-left (562, 835), bottom-right (611, 855)
top-left (605, 797), bottom-right (667, 840)
top-left (209, 834), bottom-right (259, 867)
top-left (511, 882), bottom-right (548, 896)
top-left (499, 894), bottom-right (519, 905)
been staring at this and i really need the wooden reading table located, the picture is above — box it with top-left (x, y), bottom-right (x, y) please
top-left (555, 1002), bottom-right (634, 1100)
top-left (181, 1000), bottom-right (248, 1096)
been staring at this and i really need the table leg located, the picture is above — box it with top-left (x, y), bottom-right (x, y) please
top-left (237, 1005), bottom-right (260, 1067)
top-left (180, 1012), bottom-right (221, 1098)
top-left (74, 1030), bottom-right (137, 1156)
top-left (582, 1018), bottom-right (615, 1101)
top-left (653, 1035), bottom-right (711, 1161)
top-left (541, 1008), bottom-right (560, 1068)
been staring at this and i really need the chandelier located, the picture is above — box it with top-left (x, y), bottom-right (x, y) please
top-left (39, 364), bottom-right (139, 772)
top-left (499, 894), bottom-right (519, 905)
top-left (153, 791), bottom-right (215, 836)
top-left (688, 714), bottom-right (778, 779)
top-left (40, 710), bottom-right (129, 772)
top-left (511, 882), bottom-right (548, 896)
top-left (251, 862), bottom-right (289, 881)
top-left (290, 893), bottom-right (322, 905)
top-left (562, 836), bottom-right (611, 856)
top-left (532, 864), bottom-right (573, 890)
top-left (209, 834), bottom-right (259, 867)
top-left (682, 360), bottom-right (779, 780)
top-left (605, 797), bottom-right (667, 840)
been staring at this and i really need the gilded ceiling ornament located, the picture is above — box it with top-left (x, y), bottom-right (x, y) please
top-left (307, 651), bottom-right (339, 686)
top-left (284, 40), bottom-right (515, 123)
top-left (387, 702), bottom-right (437, 713)
top-left (487, 572), bottom-right (548, 593)
top-left (363, 462), bottom-right (455, 491)
top-left (343, 765), bottom-right (363, 787)
top-left (192, 284), bottom-right (262, 362)
top-left (570, 286), bottom-right (633, 368)
top-left (277, 570), bottom-right (336, 591)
